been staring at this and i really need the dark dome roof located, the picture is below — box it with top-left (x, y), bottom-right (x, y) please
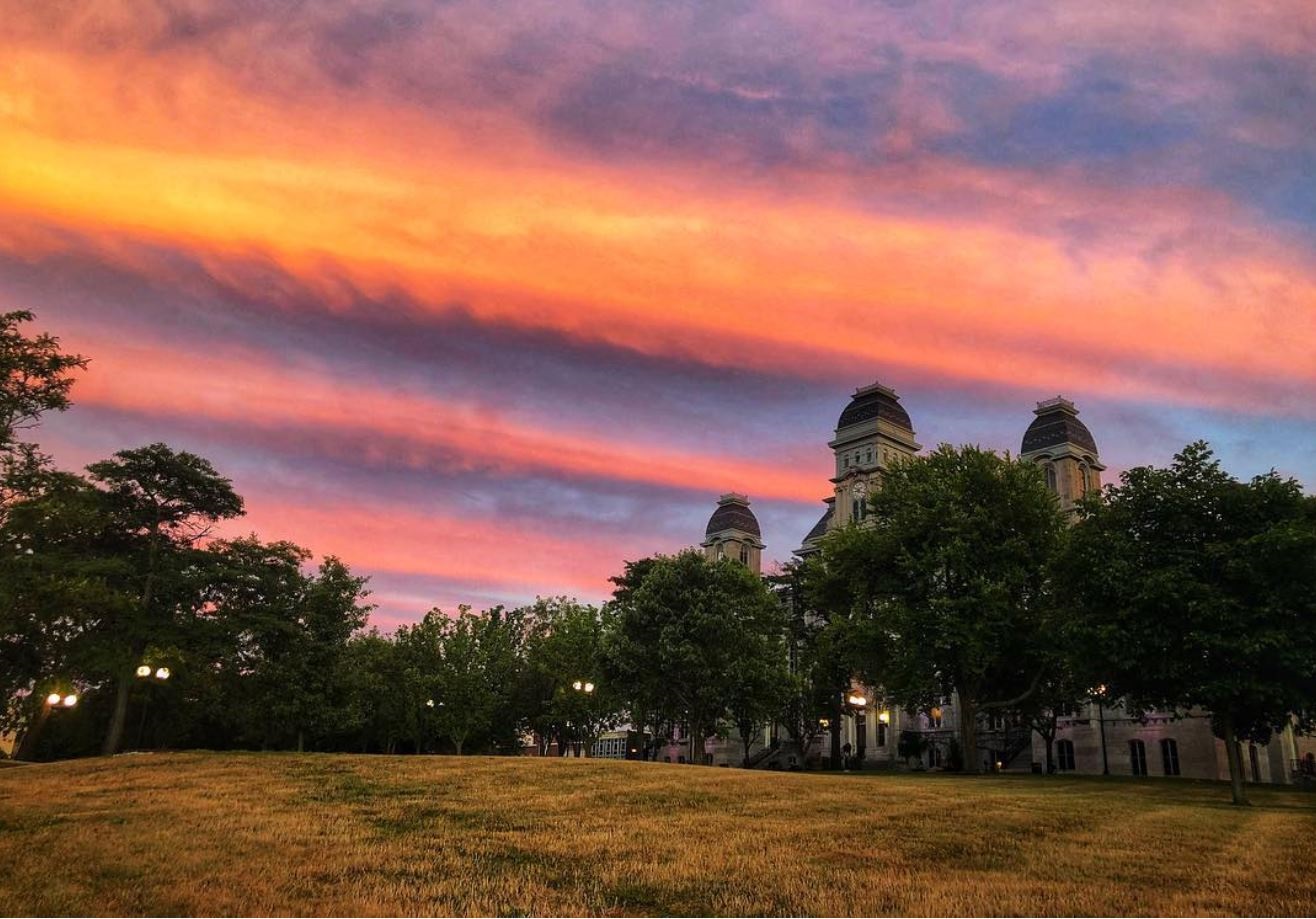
top-left (837, 384), bottom-right (913, 431)
top-left (1022, 405), bottom-right (1098, 455)
top-left (706, 501), bottom-right (761, 537)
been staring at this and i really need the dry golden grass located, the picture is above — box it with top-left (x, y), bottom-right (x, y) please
top-left (0, 753), bottom-right (1313, 916)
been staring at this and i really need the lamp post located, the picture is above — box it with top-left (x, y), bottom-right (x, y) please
top-left (134, 664), bottom-right (171, 751)
top-left (844, 692), bottom-right (868, 771)
top-left (1093, 684), bottom-right (1110, 776)
top-left (15, 689), bottom-right (78, 761)
top-left (570, 679), bottom-right (594, 757)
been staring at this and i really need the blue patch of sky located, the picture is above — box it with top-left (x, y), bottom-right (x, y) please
top-left (928, 57), bottom-right (1200, 168)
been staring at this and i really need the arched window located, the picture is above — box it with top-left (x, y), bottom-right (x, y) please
top-left (1129, 739), bottom-right (1148, 776)
top-left (739, 544), bottom-right (749, 565)
top-left (1045, 463), bottom-right (1057, 492)
top-left (1056, 739), bottom-right (1075, 771)
top-left (715, 544), bottom-right (725, 560)
top-left (1078, 461), bottom-right (1091, 495)
top-left (1160, 738), bottom-right (1180, 776)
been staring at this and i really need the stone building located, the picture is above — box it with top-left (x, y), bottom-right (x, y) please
top-left (702, 381), bottom-right (1315, 784)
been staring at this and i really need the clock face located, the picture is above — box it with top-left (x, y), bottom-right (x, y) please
top-left (852, 480), bottom-right (867, 497)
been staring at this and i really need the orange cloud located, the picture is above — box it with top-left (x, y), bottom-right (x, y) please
top-left (1, 25), bottom-right (1313, 416)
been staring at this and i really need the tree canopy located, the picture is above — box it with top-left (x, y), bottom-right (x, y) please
top-left (1058, 442), bottom-right (1316, 804)
top-left (813, 444), bottom-right (1067, 772)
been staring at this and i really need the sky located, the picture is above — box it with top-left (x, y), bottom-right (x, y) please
top-left (2, 1), bottom-right (1314, 629)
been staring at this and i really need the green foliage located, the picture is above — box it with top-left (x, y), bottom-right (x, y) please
top-left (605, 550), bottom-right (785, 761)
top-left (0, 310), bottom-right (87, 452)
top-left (520, 598), bottom-right (622, 756)
top-left (1059, 442), bottom-right (1316, 802)
top-left (815, 444), bottom-right (1066, 771)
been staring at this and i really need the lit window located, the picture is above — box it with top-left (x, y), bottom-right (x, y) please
top-left (1160, 738), bottom-right (1180, 776)
top-left (1057, 739), bottom-right (1075, 772)
top-left (929, 707), bottom-right (943, 729)
top-left (1129, 739), bottom-right (1148, 776)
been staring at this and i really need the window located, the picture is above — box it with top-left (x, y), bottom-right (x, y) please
top-left (843, 455), bottom-right (850, 469)
top-left (715, 544), bottom-right (724, 560)
top-left (1057, 739), bottom-right (1076, 772)
top-left (1045, 463), bottom-right (1057, 491)
top-left (877, 722), bottom-right (887, 747)
top-left (1078, 462), bottom-right (1091, 494)
top-left (1160, 738), bottom-right (1180, 776)
top-left (739, 544), bottom-right (749, 564)
top-left (852, 499), bottom-right (863, 522)
top-left (929, 745), bottom-right (943, 769)
top-left (1129, 739), bottom-right (1148, 776)
top-left (928, 707), bottom-right (943, 729)
top-left (1057, 702), bottom-right (1077, 718)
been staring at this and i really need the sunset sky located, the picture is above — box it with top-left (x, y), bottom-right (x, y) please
top-left (3, 1), bottom-right (1314, 628)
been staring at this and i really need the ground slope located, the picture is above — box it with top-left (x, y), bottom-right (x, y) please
top-left (1, 753), bottom-right (1313, 916)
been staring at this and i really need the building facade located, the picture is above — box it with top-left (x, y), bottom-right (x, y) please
top-left (700, 381), bottom-right (1315, 784)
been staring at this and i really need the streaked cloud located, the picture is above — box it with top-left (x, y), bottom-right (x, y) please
top-left (2, 0), bottom-right (1312, 625)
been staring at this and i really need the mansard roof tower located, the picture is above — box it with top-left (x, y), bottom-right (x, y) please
top-left (1019, 396), bottom-right (1105, 512)
top-left (702, 492), bottom-right (764, 574)
top-left (798, 381), bottom-right (920, 555)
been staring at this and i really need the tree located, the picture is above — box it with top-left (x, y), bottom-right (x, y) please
top-left (205, 539), bottom-right (371, 751)
top-left (605, 550), bottom-right (785, 765)
top-left (727, 648), bottom-right (788, 767)
top-left (521, 598), bottom-right (622, 757)
top-left (818, 445), bottom-right (1066, 773)
top-left (1058, 442), bottom-right (1316, 805)
top-left (86, 444), bottom-right (244, 755)
top-left (0, 475), bottom-right (131, 758)
top-left (0, 310), bottom-right (88, 529)
top-left (426, 607), bottom-right (523, 755)
top-left (0, 310), bottom-right (87, 452)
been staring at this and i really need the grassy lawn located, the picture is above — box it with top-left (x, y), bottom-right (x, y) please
top-left (1, 753), bottom-right (1313, 916)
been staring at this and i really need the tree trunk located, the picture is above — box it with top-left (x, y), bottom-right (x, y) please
top-left (742, 730), bottom-right (753, 768)
top-left (101, 659), bottom-right (136, 756)
top-left (454, 737), bottom-right (464, 756)
top-left (1222, 715), bottom-right (1250, 806)
top-left (688, 724), bottom-right (705, 765)
top-left (1043, 731), bottom-right (1054, 775)
top-left (296, 729), bottom-right (305, 753)
top-left (958, 696), bottom-right (979, 773)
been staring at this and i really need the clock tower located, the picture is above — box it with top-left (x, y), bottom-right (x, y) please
top-left (799, 381), bottom-right (920, 554)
